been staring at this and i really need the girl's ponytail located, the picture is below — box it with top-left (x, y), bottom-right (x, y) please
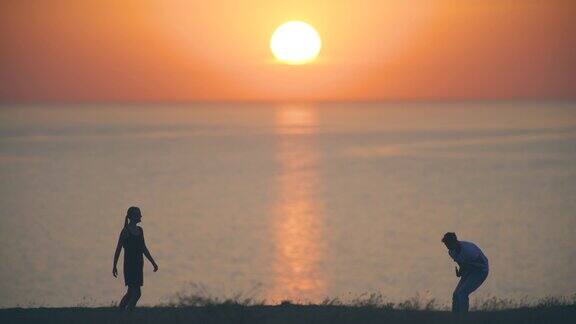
top-left (124, 214), bottom-right (129, 229)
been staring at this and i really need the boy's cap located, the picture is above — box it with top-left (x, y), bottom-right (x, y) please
top-left (442, 232), bottom-right (457, 243)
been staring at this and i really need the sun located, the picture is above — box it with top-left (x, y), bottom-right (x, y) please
top-left (270, 21), bottom-right (322, 65)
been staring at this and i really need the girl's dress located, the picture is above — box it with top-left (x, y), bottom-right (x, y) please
top-left (123, 227), bottom-right (144, 287)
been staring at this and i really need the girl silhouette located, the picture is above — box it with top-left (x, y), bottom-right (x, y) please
top-left (113, 206), bottom-right (158, 310)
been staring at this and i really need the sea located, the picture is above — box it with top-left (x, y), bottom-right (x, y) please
top-left (0, 101), bottom-right (575, 307)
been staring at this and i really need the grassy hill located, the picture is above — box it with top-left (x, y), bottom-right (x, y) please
top-left (2, 303), bottom-right (575, 324)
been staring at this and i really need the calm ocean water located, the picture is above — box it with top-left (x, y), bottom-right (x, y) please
top-left (0, 101), bottom-right (575, 307)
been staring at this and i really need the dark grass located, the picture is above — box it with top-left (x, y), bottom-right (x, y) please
top-left (1, 304), bottom-right (575, 324)
top-left (2, 294), bottom-right (575, 324)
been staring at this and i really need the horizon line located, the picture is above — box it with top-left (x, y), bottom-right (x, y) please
top-left (2, 96), bottom-right (576, 107)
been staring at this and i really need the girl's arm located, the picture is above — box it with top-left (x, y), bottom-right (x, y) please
top-left (144, 245), bottom-right (158, 271)
top-left (142, 230), bottom-right (159, 271)
top-left (112, 230), bottom-right (125, 277)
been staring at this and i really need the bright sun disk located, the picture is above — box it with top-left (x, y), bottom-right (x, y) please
top-left (270, 21), bottom-right (321, 65)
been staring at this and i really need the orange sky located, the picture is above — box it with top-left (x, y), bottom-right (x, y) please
top-left (1, 0), bottom-right (575, 102)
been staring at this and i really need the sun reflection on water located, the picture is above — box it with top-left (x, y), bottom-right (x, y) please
top-left (267, 105), bottom-right (325, 303)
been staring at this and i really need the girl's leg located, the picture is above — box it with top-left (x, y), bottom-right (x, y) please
top-left (126, 286), bottom-right (141, 310)
top-left (118, 288), bottom-right (130, 309)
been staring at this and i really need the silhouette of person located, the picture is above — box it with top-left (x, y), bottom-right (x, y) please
top-left (113, 206), bottom-right (158, 310)
top-left (442, 232), bottom-right (488, 313)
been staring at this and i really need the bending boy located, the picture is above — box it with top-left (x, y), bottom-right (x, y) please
top-left (442, 232), bottom-right (489, 313)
